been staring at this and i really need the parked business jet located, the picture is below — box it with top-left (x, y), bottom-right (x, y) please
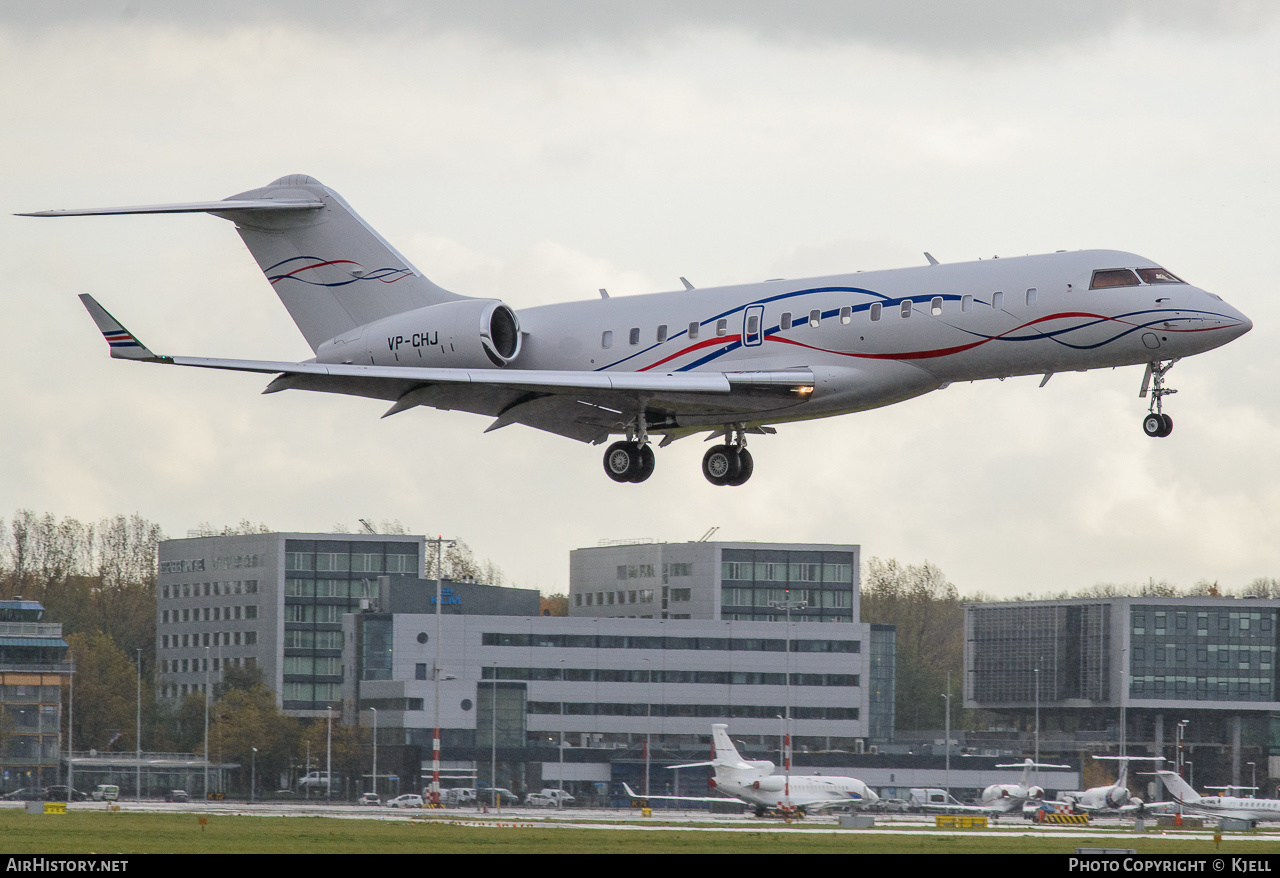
top-left (980, 758), bottom-right (1073, 813)
top-left (622, 723), bottom-right (876, 817)
top-left (1156, 770), bottom-right (1280, 824)
top-left (24, 175), bottom-right (1253, 485)
top-left (1059, 756), bottom-right (1163, 814)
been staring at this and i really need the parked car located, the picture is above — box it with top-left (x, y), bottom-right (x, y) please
top-left (91, 784), bottom-right (119, 801)
top-left (44, 786), bottom-right (89, 802)
top-left (478, 788), bottom-right (520, 807)
top-left (526, 788), bottom-right (575, 807)
top-left (443, 788), bottom-right (476, 807)
top-left (2, 787), bottom-right (44, 801)
top-left (165, 789), bottom-right (189, 803)
top-left (297, 771), bottom-right (331, 791)
top-left (358, 792), bottom-right (381, 806)
top-left (386, 794), bottom-right (424, 809)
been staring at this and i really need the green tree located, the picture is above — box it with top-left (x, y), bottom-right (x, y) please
top-left (65, 631), bottom-right (145, 752)
top-left (301, 717), bottom-right (369, 799)
top-left (861, 558), bottom-right (964, 731)
top-left (208, 684), bottom-right (300, 797)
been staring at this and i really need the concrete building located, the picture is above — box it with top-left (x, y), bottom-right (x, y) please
top-left (0, 600), bottom-right (69, 794)
top-left (343, 547), bottom-right (880, 801)
top-left (157, 532), bottom-right (424, 716)
top-left (569, 541), bottom-right (858, 623)
top-left (964, 596), bottom-right (1280, 793)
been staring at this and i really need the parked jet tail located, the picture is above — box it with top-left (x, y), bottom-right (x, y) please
top-left (24, 175), bottom-right (464, 352)
top-left (1156, 771), bottom-right (1202, 804)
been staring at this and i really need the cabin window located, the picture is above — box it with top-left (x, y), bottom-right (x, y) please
top-left (992, 291), bottom-right (1004, 309)
top-left (840, 306), bottom-right (852, 325)
top-left (1026, 288), bottom-right (1037, 306)
top-left (869, 303), bottom-right (882, 322)
top-left (961, 295), bottom-right (973, 312)
top-left (656, 324), bottom-right (668, 342)
top-left (629, 327), bottom-right (640, 346)
top-left (1090, 269), bottom-right (1141, 289)
top-left (780, 311), bottom-right (792, 330)
top-left (601, 330), bottom-right (613, 349)
top-left (930, 297), bottom-right (943, 316)
top-left (716, 318), bottom-right (728, 336)
top-left (688, 322), bottom-right (699, 340)
top-left (1137, 267), bottom-right (1184, 284)
top-left (809, 309), bottom-right (821, 328)
top-left (900, 300), bottom-right (912, 318)
top-left (746, 314), bottom-right (759, 335)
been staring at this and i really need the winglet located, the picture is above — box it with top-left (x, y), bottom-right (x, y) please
top-left (78, 294), bottom-right (160, 360)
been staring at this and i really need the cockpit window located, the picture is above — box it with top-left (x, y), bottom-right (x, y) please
top-left (1136, 267), bottom-right (1183, 285)
top-left (1090, 269), bottom-right (1141, 289)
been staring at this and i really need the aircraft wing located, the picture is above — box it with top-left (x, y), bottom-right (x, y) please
top-left (621, 783), bottom-right (739, 805)
top-left (80, 295), bottom-right (815, 444)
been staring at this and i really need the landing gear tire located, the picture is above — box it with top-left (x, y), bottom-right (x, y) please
top-left (629, 444), bottom-right (656, 483)
top-left (604, 442), bottom-right (638, 482)
top-left (702, 445), bottom-right (741, 486)
top-left (725, 448), bottom-right (753, 486)
top-left (1143, 413), bottom-right (1173, 438)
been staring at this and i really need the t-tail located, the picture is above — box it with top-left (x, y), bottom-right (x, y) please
top-left (23, 175), bottom-right (464, 353)
top-left (1156, 770), bottom-right (1202, 805)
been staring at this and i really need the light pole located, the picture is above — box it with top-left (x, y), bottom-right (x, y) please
top-left (769, 593), bottom-right (807, 806)
top-left (1249, 761), bottom-right (1257, 798)
top-left (204, 646), bottom-right (210, 799)
top-left (136, 648), bottom-right (142, 801)
top-left (558, 660), bottom-right (565, 808)
top-left (326, 705), bottom-right (332, 805)
top-left (428, 535), bottom-right (457, 807)
top-left (67, 659), bottom-right (74, 804)
top-left (942, 670), bottom-right (952, 800)
top-left (369, 707), bottom-right (377, 798)
top-left (251, 747), bottom-right (258, 803)
top-left (490, 662), bottom-right (498, 814)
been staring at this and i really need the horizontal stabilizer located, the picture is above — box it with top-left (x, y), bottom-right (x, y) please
top-left (19, 199), bottom-right (323, 218)
top-left (78, 295), bottom-right (158, 360)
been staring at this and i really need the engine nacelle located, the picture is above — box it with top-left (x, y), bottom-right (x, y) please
top-left (317, 298), bottom-right (522, 368)
top-left (1105, 786), bottom-right (1131, 809)
top-left (751, 777), bottom-right (785, 793)
top-left (1027, 786), bottom-right (1044, 800)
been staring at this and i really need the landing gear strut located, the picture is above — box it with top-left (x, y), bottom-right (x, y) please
top-left (1140, 359), bottom-right (1179, 438)
top-left (603, 408), bottom-right (657, 483)
top-left (702, 425), bottom-right (754, 486)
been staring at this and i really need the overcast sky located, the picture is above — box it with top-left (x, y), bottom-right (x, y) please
top-left (3, 1), bottom-right (1278, 598)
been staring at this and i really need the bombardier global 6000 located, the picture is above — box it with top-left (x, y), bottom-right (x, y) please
top-left (24, 175), bottom-right (1252, 485)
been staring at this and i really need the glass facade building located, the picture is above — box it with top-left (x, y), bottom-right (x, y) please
top-left (157, 532), bottom-right (424, 717)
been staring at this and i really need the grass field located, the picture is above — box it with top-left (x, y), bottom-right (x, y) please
top-left (3, 811), bottom-right (1280, 855)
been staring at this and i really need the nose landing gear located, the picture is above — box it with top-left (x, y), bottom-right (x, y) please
top-left (1140, 359), bottom-right (1179, 438)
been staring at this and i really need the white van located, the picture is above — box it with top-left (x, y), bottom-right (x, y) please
top-left (91, 784), bottom-right (119, 801)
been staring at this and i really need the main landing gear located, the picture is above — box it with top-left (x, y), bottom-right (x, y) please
top-left (1139, 358), bottom-right (1179, 438)
top-left (701, 426), bottom-right (753, 487)
top-left (601, 420), bottom-right (758, 486)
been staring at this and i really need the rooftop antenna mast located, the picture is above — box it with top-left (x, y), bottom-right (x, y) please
top-left (698, 527), bottom-right (719, 542)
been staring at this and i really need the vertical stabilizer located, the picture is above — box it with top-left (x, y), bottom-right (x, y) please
top-left (214, 175), bottom-right (465, 351)
top-left (1157, 770), bottom-right (1201, 804)
top-left (711, 723), bottom-right (748, 767)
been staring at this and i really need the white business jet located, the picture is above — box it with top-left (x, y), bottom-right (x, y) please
top-left (979, 758), bottom-right (1073, 814)
top-left (1059, 755), bottom-right (1164, 814)
top-left (1156, 770), bottom-right (1280, 823)
top-left (622, 723), bottom-right (876, 817)
top-left (23, 175), bottom-right (1252, 485)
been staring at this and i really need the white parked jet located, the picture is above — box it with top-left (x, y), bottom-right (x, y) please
top-left (979, 758), bottom-right (1073, 813)
top-left (1059, 755), bottom-right (1163, 814)
top-left (1156, 770), bottom-right (1280, 823)
top-left (25, 175), bottom-right (1253, 485)
top-left (622, 723), bottom-right (877, 817)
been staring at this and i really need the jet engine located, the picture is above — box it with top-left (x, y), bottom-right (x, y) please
top-left (1105, 786), bottom-right (1132, 809)
top-left (1027, 786), bottom-right (1044, 800)
top-left (317, 298), bottom-right (522, 368)
top-left (751, 777), bottom-right (786, 793)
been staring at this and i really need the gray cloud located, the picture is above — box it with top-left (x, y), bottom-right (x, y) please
top-left (3, 1), bottom-right (1274, 57)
